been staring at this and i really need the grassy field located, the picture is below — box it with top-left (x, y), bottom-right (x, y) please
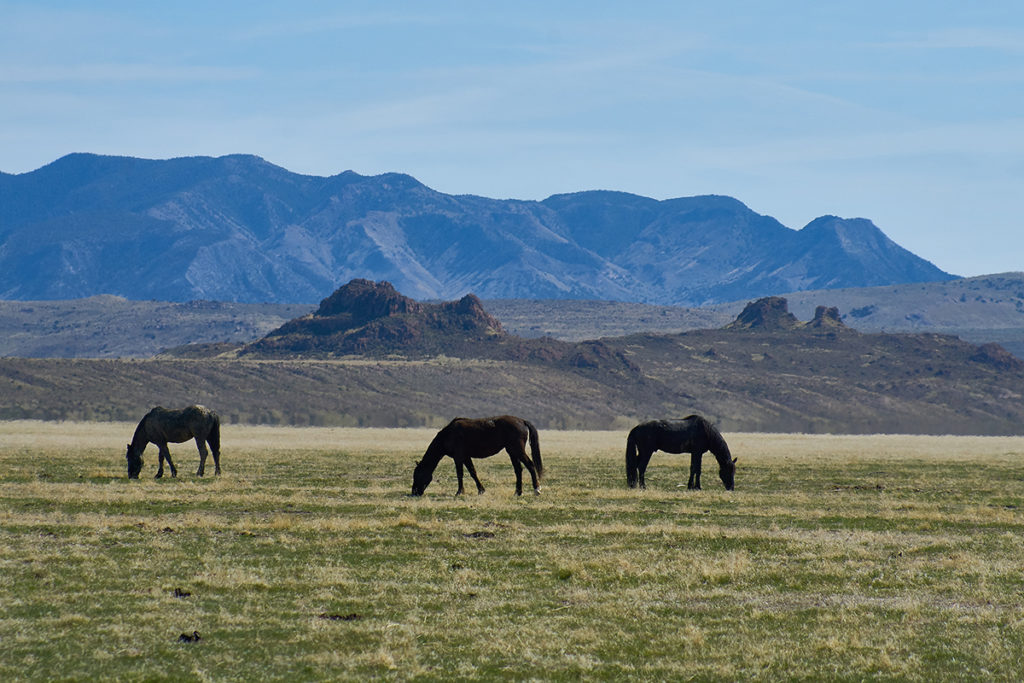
top-left (1, 422), bottom-right (1023, 681)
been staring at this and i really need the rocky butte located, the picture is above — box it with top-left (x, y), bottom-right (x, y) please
top-left (243, 279), bottom-right (640, 378)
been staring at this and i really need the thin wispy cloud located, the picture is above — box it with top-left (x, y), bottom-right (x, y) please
top-left (0, 63), bottom-right (259, 84)
top-left (2, 2), bottom-right (1023, 274)
top-left (879, 27), bottom-right (1024, 52)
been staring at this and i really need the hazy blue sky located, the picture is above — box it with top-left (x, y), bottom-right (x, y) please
top-left (2, 1), bottom-right (1022, 276)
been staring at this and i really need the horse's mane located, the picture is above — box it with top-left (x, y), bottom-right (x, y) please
top-left (129, 411), bottom-right (156, 451)
top-left (685, 414), bottom-right (730, 459)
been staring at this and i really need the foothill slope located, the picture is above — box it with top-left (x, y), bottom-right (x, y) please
top-left (2, 279), bottom-right (1022, 435)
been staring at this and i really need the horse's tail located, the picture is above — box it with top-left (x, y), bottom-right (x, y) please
top-left (526, 419), bottom-right (543, 480)
top-left (625, 429), bottom-right (639, 488)
top-left (208, 412), bottom-right (221, 454)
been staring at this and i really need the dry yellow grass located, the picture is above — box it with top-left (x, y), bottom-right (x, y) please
top-left (1, 421), bottom-right (1023, 680)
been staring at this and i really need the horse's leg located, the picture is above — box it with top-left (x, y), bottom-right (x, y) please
top-left (688, 452), bottom-right (703, 490)
top-left (210, 439), bottom-right (221, 475)
top-left (156, 442), bottom-right (177, 478)
top-left (454, 459), bottom-right (466, 495)
top-left (522, 454), bottom-right (541, 495)
top-left (511, 442), bottom-right (540, 495)
top-left (507, 452), bottom-right (525, 496)
top-left (637, 449), bottom-right (654, 489)
top-left (463, 458), bottom-right (485, 494)
top-left (165, 443), bottom-right (178, 478)
top-left (195, 436), bottom-right (208, 477)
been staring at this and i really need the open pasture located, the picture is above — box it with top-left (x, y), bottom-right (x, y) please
top-left (1, 422), bottom-right (1023, 680)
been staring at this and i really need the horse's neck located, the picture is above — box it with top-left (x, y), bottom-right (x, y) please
top-left (709, 441), bottom-right (731, 466)
top-left (418, 439), bottom-right (447, 470)
top-left (425, 441), bottom-right (447, 465)
top-left (130, 420), bottom-right (150, 451)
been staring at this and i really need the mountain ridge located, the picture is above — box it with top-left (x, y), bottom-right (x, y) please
top-left (0, 153), bottom-right (954, 305)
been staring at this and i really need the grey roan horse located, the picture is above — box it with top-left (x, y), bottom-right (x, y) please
top-left (411, 415), bottom-right (543, 496)
top-left (625, 415), bottom-right (736, 490)
top-left (125, 405), bottom-right (221, 479)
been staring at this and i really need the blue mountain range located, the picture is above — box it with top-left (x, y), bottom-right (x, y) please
top-left (0, 153), bottom-right (954, 304)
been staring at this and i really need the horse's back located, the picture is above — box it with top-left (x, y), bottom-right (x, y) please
top-left (142, 405), bottom-right (216, 443)
top-left (448, 415), bottom-right (531, 455)
top-left (632, 417), bottom-right (705, 453)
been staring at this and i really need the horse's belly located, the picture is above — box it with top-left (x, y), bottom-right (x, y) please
top-left (162, 429), bottom-right (195, 443)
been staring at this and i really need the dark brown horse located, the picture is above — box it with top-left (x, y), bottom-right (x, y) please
top-left (411, 415), bottom-right (543, 496)
top-left (625, 415), bottom-right (736, 490)
top-left (125, 405), bottom-right (221, 479)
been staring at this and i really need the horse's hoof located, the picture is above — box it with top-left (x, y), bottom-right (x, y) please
top-left (533, 488), bottom-right (541, 496)
top-left (155, 473), bottom-right (163, 479)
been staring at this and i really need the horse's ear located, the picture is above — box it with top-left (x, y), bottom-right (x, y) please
top-left (732, 457), bottom-right (738, 464)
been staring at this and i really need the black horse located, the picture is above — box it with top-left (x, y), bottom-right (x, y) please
top-left (411, 415), bottom-right (543, 496)
top-left (125, 405), bottom-right (221, 479)
top-left (625, 415), bottom-right (736, 490)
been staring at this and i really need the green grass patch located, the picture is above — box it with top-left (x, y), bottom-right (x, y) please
top-left (1, 425), bottom-right (1023, 680)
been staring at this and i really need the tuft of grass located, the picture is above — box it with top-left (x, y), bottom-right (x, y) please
top-left (0, 423), bottom-right (1023, 680)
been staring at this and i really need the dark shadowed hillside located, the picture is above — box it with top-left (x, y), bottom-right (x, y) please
top-left (486, 273), bottom-right (1024, 359)
top-left (3, 274), bottom-right (1023, 360)
top-left (3, 280), bottom-right (1022, 435)
top-left (606, 297), bottom-right (1024, 434)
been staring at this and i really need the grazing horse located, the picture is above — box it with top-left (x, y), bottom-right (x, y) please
top-left (625, 415), bottom-right (736, 490)
top-left (411, 415), bottom-right (543, 496)
top-left (125, 405), bottom-right (221, 479)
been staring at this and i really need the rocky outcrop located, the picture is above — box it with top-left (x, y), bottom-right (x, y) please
top-left (248, 280), bottom-right (504, 357)
top-left (970, 343), bottom-right (1024, 372)
top-left (726, 297), bottom-right (849, 331)
top-left (807, 305), bottom-right (847, 329)
top-left (242, 279), bottom-right (639, 379)
top-left (726, 296), bottom-right (801, 330)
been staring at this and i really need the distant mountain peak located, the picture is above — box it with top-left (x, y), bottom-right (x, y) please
top-left (0, 153), bottom-right (956, 304)
top-left (802, 215), bottom-right (886, 243)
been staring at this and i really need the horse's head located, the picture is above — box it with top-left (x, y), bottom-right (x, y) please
top-left (718, 456), bottom-right (737, 491)
top-left (410, 458), bottom-right (433, 496)
top-left (126, 443), bottom-right (143, 479)
top-left (705, 423), bottom-right (736, 491)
